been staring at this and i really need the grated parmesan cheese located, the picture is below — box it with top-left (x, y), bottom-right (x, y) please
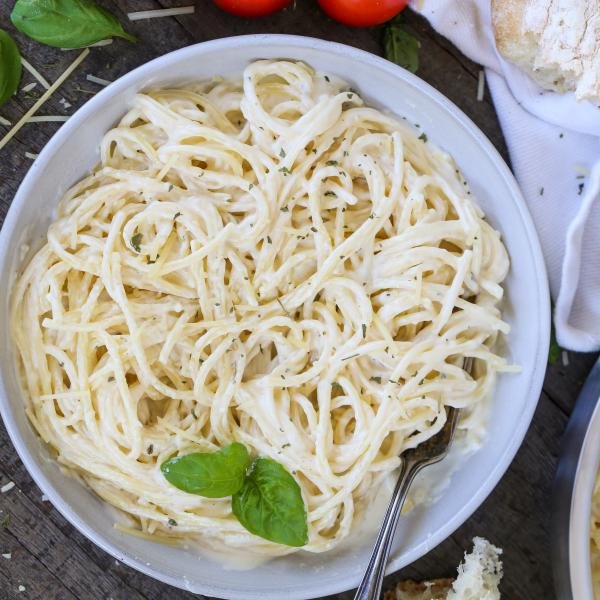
top-left (91, 38), bottom-right (114, 47)
top-left (61, 38), bottom-right (113, 50)
top-left (21, 82), bottom-right (37, 93)
top-left (86, 74), bottom-right (112, 86)
top-left (477, 70), bottom-right (485, 102)
top-left (447, 537), bottom-right (502, 600)
top-left (25, 152), bottom-right (39, 160)
top-left (0, 482), bottom-right (15, 493)
top-left (26, 116), bottom-right (70, 123)
top-left (0, 49), bottom-right (89, 152)
top-left (127, 6), bottom-right (195, 20)
top-left (21, 58), bottom-right (51, 90)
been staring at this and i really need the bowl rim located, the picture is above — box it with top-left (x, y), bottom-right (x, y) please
top-left (553, 357), bottom-right (600, 600)
top-left (0, 33), bottom-right (550, 599)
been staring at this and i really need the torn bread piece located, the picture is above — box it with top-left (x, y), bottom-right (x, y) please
top-left (492, 0), bottom-right (600, 102)
top-left (384, 579), bottom-right (453, 600)
top-left (384, 537), bottom-right (503, 600)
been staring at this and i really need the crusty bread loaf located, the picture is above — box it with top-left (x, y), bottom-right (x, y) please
top-left (383, 537), bottom-right (502, 600)
top-left (446, 537), bottom-right (502, 600)
top-left (492, 0), bottom-right (600, 102)
top-left (383, 579), bottom-right (453, 600)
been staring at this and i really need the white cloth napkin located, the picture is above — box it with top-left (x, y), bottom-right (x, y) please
top-left (411, 0), bottom-right (600, 352)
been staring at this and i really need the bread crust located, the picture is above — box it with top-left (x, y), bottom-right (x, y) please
top-left (492, 0), bottom-right (529, 60)
top-left (492, 0), bottom-right (600, 101)
top-left (383, 578), bottom-right (454, 600)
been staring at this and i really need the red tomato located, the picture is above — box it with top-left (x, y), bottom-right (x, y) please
top-left (213, 0), bottom-right (291, 18)
top-left (318, 0), bottom-right (408, 27)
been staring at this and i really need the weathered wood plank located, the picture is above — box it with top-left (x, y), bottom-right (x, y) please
top-left (544, 351), bottom-right (598, 415)
top-left (0, 528), bottom-right (79, 600)
top-left (0, 466), bottom-right (148, 600)
top-left (0, 422), bottom-right (136, 577)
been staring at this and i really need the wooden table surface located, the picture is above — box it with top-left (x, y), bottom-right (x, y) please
top-left (0, 2), bottom-right (597, 599)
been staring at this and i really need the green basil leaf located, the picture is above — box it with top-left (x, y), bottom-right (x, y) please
top-left (0, 29), bottom-right (22, 107)
top-left (383, 17), bottom-right (420, 74)
top-left (232, 458), bottom-right (308, 547)
top-left (548, 323), bottom-right (561, 364)
top-left (161, 443), bottom-right (251, 498)
top-left (11, 0), bottom-right (136, 49)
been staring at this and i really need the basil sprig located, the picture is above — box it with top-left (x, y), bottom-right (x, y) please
top-left (383, 16), bottom-right (420, 74)
top-left (161, 443), bottom-right (251, 498)
top-left (233, 458), bottom-right (308, 547)
top-left (11, 0), bottom-right (136, 49)
top-left (0, 29), bottom-right (22, 107)
top-left (161, 443), bottom-right (308, 547)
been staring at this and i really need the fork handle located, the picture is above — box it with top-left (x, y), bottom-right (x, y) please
top-left (354, 457), bottom-right (423, 600)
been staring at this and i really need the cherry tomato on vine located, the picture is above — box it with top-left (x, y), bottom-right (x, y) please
top-left (212, 0), bottom-right (292, 18)
top-left (318, 0), bottom-right (408, 27)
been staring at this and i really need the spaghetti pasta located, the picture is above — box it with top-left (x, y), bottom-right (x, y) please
top-left (10, 60), bottom-right (512, 557)
top-left (592, 472), bottom-right (600, 597)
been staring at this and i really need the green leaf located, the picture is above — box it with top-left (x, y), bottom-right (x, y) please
top-left (0, 29), bottom-right (22, 107)
top-left (383, 17), bottom-right (420, 73)
top-left (11, 0), bottom-right (136, 49)
top-left (232, 457), bottom-right (308, 547)
top-left (161, 443), bottom-right (251, 498)
top-left (549, 323), bottom-right (561, 365)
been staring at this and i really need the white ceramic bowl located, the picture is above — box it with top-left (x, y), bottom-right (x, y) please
top-left (553, 359), bottom-right (600, 599)
top-left (0, 35), bottom-right (550, 599)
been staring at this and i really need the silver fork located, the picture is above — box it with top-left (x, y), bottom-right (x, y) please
top-left (354, 357), bottom-right (474, 600)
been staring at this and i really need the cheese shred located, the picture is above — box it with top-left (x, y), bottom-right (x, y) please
top-left (26, 116), bottom-right (70, 123)
top-left (0, 49), bottom-right (89, 152)
top-left (477, 70), bottom-right (485, 102)
top-left (86, 74), bottom-right (112, 87)
top-left (21, 57), bottom-right (51, 90)
top-left (127, 6), bottom-right (195, 20)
